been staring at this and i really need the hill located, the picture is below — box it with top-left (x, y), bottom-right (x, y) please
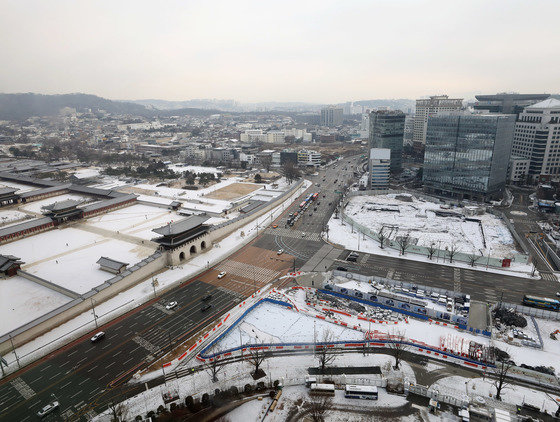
top-left (0, 93), bottom-right (151, 120)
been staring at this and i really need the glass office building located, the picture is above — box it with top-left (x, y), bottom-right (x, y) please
top-left (423, 114), bottom-right (516, 200)
top-left (369, 110), bottom-right (405, 173)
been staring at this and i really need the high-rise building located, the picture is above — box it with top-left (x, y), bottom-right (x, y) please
top-left (413, 95), bottom-right (463, 149)
top-left (423, 113), bottom-right (516, 200)
top-left (369, 110), bottom-right (405, 173)
top-left (511, 98), bottom-right (560, 182)
top-left (369, 148), bottom-right (391, 190)
top-left (474, 93), bottom-right (551, 115)
top-left (320, 107), bottom-right (343, 127)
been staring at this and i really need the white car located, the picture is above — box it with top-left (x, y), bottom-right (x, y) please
top-left (277, 249), bottom-right (284, 255)
top-left (165, 301), bottom-right (178, 310)
top-left (37, 401), bottom-right (59, 418)
top-left (90, 331), bottom-right (105, 343)
top-left (301, 232), bottom-right (306, 237)
top-left (217, 271), bottom-right (227, 279)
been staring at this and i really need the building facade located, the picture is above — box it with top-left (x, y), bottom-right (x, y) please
top-left (413, 95), bottom-right (463, 149)
top-left (508, 156), bottom-right (531, 184)
top-left (320, 107), bottom-right (343, 127)
top-left (423, 113), bottom-right (516, 200)
top-left (297, 150), bottom-right (321, 167)
top-left (511, 99), bottom-right (560, 182)
top-left (369, 110), bottom-right (405, 173)
top-left (369, 148), bottom-right (391, 190)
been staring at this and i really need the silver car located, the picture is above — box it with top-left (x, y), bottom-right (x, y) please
top-left (37, 401), bottom-right (59, 418)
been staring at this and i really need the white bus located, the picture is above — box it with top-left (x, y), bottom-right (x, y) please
top-left (344, 384), bottom-right (378, 400)
top-left (310, 383), bottom-right (335, 396)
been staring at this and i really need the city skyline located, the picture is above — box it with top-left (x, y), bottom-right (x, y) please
top-left (1, 0), bottom-right (559, 103)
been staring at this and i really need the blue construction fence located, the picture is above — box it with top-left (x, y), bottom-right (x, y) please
top-left (198, 297), bottom-right (494, 368)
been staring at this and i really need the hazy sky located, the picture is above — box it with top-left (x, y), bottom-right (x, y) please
top-left (1, 0), bottom-right (559, 103)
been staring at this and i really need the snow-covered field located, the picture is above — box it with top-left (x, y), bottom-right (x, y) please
top-left (0, 276), bottom-right (71, 336)
top-left (327, 211), bottom-right (534, 277)
top-left (0, 209), bottom-right (28, 226)
top-left (344, 194), bottom-right (517, 257)
top-left (85, 204), bottom-right (180, 240)
top-left (20, 193), bottom-right (95, 214)
top-left (1, 227), bottom-right (154, 294)
top-left (0, 181), bottom-right (36, 193)
top-left (434, 375), bottom-right (560, 415)
top-left (168, 164), bottom-right (220, 175)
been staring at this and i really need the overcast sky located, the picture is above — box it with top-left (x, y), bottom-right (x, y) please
top-left (1, 0), bottom-right (559, 103)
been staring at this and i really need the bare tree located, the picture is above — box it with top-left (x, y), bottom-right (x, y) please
top-left (468, 253), bottom-right (478, 267)
top-left (427, 243), bottom-right (436, 260)
top-left (447, 243), bottom-right (460, 263)
top-left (107, 399), bottom-right (129, 422)
top-left (397, 234), bottom-right (411, 256)
top-left (205, 346), bottom-right (224, 382)
top-left (260, 155), bottom-right (272, 172)
top-left (305, 395), bottom-right (333, 422)
top-left (491, 358), bottom-right (514, 401)
top-left (247, 343), bottom-right (268, 379)
top-left (315, 329), bottom-right (341, 373)
top-left (387, 330), bottom-right (410, 370)
top-left (377, 227), bottom-right (387, 249)
top-left (282, 161), bottom-right (301, 184)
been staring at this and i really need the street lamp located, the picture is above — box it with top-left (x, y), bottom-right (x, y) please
top-left (90, 298), bottom-right (99, 329)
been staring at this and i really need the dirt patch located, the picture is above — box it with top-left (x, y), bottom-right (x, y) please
top-left (206, 183), bottom-right (261, 200)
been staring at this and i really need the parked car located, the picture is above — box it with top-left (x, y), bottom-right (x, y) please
top-left (165, 301), bottom-right (178, 310)
top-left (90, 332), bottom-right (105, 343)
top-left (37, 401), bottom-right (60, 418)
top-left (217, 271), bottom-right (226, 279)
top-left (277, 249), bottom-right (284, 255)
top-left (336, 266), bottom-right (348, 271)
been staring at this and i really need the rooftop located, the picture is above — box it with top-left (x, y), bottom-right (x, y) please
top-left (96, 256), bottom-right (128, 271)
top-left (526, 98), bottom-right (560, 110)
top-left (152, 215), bottom-right (209, 236)
top-left (43, 199), bottom-right (83, 212)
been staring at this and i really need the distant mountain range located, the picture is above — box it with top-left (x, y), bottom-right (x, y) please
top-left (0, 93), bottom-right (152, 120)
top-left (0, 92), bottom-right (417, 121)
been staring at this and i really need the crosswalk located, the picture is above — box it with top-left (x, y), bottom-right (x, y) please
top-left (484, 288), bottom-right (498, 304)
top-left (541, 272), bottom-right (557, 282)
top-left (266, 227), bottom-right (322, 242)
top-left (215, 261), bottom-right (280, 284)
top-left (453, 268), bottom-right (461, 292)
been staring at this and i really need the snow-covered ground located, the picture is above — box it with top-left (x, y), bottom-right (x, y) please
top-left (0, 181), bottom-right (36, 193)
top-left (0, 276), bottom-right (71, 336)
top-left (434, 375), bottom-right (560, 415)
top-left (0, 180), bottom-right (310, 374)
top-left (19, 193), bottom-right (95, 214)
top-left (210, 288), bottom-right (488, 360)
top-left (168, 164), bottom-right (220, 176)
top-left (345, 194), bottom-right (517, 257)
top-left (0, 209), bottom-right (28, 226)
top-left (85, 203), bottom-right (180, 240)
top-left (93, 353), bottom-right (415, 422)
top-left (327, 213), bottom-right (535, 277)
top-left (1, 227), bottom-right (154, 294)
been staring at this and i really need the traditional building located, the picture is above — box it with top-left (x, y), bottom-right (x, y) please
top-left (96, 257), bottom-right (129, 274)
top-left (0, 255), bottom-right (24, 277)
top-left (42, 199), bottom-right (83, 224)
top-left (0, 187), bottom-right (19, 206)
top-left (152, 215), bottom-right (210, 251)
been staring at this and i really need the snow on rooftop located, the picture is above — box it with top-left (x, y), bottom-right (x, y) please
top-left (21, 193), bottom-right (95, 214)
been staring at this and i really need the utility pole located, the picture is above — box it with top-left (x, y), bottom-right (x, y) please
top-left (90, 298), bottom-right (98, 329)
top-left (8, 335), bottom-right (20, 369)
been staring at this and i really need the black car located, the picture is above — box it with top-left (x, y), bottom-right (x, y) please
top-left (201, 304), bottom-right (212, 312)
top-left (336, 266), bottom-right (348, 271)
top-left (202, 294), bottom-right (213, 302)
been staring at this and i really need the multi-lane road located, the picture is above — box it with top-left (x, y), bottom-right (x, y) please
top-left (1, 155), bottom-right (558, 421)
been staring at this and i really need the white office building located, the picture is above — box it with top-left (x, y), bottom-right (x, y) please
top-left (369, 148), bottom-right (391, 190)
top-left (511, 98), bottom-right (560, 182)
top-left (413, 95), bottom-right (463, 147)
top-left (298, 150), bottom-right (321, 167)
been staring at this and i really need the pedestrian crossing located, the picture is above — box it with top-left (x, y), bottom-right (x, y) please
top-left (266, 227), bottom-right (322, 242)
top-left (541, 272), bottom-right (557, 282)
top-left (453, 268), bottom-right (461, 292)
top-left (215, 261), bottom-right (280, 284)
top-left (484, 288), bottom-right (498, 304)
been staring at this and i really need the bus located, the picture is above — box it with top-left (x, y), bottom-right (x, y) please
top-left (344, 385), bottom-right (378, 400)
top-left (309, 383), bottom-right (335, 396)
top-left (312, 193), bottom-right (319, 201)
top-left (522, 295), bottom-right (560, 311)
top-left (299, 201), bottom-right (306, 208)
